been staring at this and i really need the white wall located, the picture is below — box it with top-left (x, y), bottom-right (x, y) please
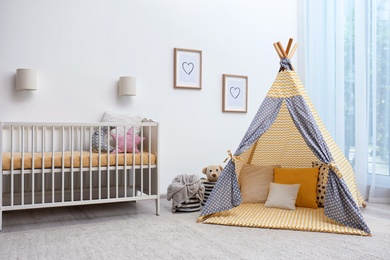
top-left (0, 0), bottom-right (297, 193)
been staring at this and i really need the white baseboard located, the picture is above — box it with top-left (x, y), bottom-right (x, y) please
top-left (368, 197), bottom-right (390, 204)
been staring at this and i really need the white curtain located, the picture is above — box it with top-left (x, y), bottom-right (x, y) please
top-left (302, 0), bottom-right (390, 202)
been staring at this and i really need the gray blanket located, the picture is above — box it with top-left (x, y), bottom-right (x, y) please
top-left (167, 174), bottom-right (205, 212)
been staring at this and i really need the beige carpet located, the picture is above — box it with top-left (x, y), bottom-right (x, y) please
top-left (0, 207), bottom-right (389, 259)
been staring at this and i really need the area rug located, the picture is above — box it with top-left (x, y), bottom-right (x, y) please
top-left (0, 208), bottom-right (388, 259)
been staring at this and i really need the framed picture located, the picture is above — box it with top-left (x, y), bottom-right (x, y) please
top-left (174, 48), bottom-right (202, 89)
top-left (222, 74), bottom-right (248, 113)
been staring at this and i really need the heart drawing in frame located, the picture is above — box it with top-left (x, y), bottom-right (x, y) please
top-left (230, 87), bottom-right (241, 99)
top-left (182, 62), bottom-right (194, 75)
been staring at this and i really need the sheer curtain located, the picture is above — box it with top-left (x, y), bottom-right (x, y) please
top-left (301, 0), bottom-right (390, 202)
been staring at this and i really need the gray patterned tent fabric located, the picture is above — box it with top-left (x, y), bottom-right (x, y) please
top-left (200, 63), bottom-right (370, 234)
top-left (201, 97), bottom-right (282, 216)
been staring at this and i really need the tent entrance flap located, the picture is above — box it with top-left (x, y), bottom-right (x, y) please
top-left (248, 100), bottom-right (318, 168)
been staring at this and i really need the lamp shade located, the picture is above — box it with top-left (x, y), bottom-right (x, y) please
top-left (16, 68), bottom-right (37, 91)
top-left (118, 76), bottom-right (136, 96)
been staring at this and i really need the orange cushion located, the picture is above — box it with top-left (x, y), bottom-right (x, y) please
top-left (274, 167), bottom-right (318, 209)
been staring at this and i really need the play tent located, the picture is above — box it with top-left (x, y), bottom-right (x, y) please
top-left (198, 39), bottom-right (371, 236)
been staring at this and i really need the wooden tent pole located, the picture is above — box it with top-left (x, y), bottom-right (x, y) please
top-left (273, 43), bottom-right (283, 59)
top-left (288, 43), bottom-right (298, 59)
top-left (285, 38), bottom-right (293, 55)
top-left (274, 39), bottom-right (297, 71)
top-left (276, 42), bottom-right (288, 58)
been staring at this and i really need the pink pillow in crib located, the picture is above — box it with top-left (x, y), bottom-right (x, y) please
top-left (111, 128), bottom-right (145, 153)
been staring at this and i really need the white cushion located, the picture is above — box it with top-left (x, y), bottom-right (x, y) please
top-left (264, 182), bottom-right (300, 210)
top-left (239, 164), bottom-right (281, 203)
top-left (101, 111), bottom-right (144, 135)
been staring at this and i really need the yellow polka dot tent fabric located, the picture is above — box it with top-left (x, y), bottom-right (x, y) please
top-left (199, 69), bottom-right (370, 235)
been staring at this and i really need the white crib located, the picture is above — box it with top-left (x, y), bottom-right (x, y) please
top-left (0, 119), bottom-right (159, 230)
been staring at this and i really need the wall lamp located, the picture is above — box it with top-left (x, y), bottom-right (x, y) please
top-left (16, 68), bottom-right (37, 91)
top-left (118, 76), bottom-right (136, 96)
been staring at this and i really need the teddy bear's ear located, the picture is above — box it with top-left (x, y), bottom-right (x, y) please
top-left (202, 167), bottom-right (207, 174)
top-left (219, 165), bottom-right (223, 171)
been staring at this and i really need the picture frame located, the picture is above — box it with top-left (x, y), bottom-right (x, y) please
top-left (222, 74), bottom-right (248, 113)
top-left (174, 48), bottom-right (202, 89)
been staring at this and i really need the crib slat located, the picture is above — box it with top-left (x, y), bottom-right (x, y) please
top-left (42, 126), bottom-right (45, 204)
top-left (31, 126), bottom-right (35, 205)
top-left (115, 126), bottom-right (119, 199)
top-left (71, 126), bottom-right (74, 202)
top-left (123, 126), bottom-right (127, 198)
top-left (132, 128), bottom-right (136, 197)
top-left (51, 126), bottom-right (55, 203)
top-left (98, 126), bottom-right (102, 200)
top-left (80, 126), bottom-right (83, 201)
top-left (89, 127), bottom-right (93, 201)
top-left (21, 126), bottom-right (25, 206)
top-left (148, 126), bottom-right (152, 196)
top-left (141, 127), bottom-right (146, 195)
top-left (148, 127), bottom-right (152, 195)
top-left (107, 126), bottom-right (110, 200)
top-left (10, 126), bottom-right (14, 206)
top-left (139, 127), bottom-right (144, 196)
top-left (61, 126), bottom-right (65, 203)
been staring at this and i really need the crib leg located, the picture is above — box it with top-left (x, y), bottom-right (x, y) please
top-left (156, 197), bottom-right (160, 216)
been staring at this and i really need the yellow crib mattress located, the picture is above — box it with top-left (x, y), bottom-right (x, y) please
top-left (201, 203), bottom-right (369, 236)
top-left (2, 151), bottom-right (156, 170)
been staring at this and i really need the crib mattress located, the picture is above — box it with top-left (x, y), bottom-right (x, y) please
top-left (2, 151), bottom-right (156, 170)
top-left (200, 203), bottom-right (369, 236)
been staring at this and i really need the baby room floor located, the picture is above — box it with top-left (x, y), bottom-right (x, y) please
top-left (1, 196), bottom-right (169, 233)
top-left (1, 195), bottom-right (390, 233)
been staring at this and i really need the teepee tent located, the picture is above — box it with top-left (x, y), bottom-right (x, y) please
top-left (199, 39), bottom-right (371, 235)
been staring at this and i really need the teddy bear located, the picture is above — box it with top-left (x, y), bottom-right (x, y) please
top-left (202, 165), bottom-right (223, 182)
